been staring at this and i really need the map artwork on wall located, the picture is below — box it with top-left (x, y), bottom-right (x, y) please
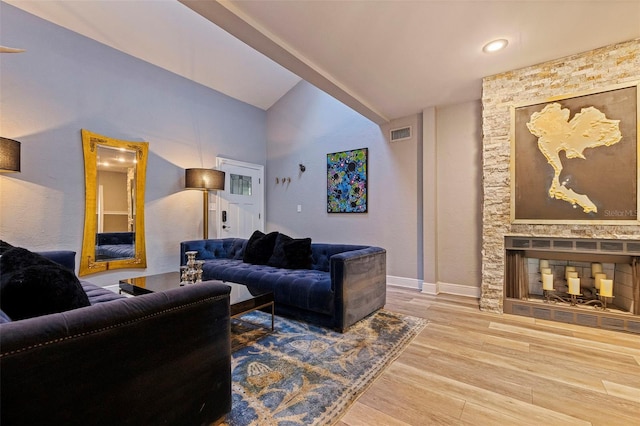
top-left (327, 148), bottom-right (368, 213)
top-left (511, 82), bottom-right (639, 224)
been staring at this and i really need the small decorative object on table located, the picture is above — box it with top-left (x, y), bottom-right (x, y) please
top-left (181, 251), bottom-right (203, 285)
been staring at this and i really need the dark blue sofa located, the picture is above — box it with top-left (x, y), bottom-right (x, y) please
top-left (95, 231), bottom-right (135, 260)
top-left (181, 238), bottom-right (387, 332)
top-left (0, 250), bottom-right (232, 426)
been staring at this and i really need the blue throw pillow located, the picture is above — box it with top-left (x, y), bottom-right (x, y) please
top-left (0, 247), bottom-right (90, 320)
top-left (243, 230), bottom-right (279, 265)
top-left (268, 233), bottom-right (312, 269)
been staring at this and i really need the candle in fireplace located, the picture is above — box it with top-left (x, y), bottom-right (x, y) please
top-left (568, 277), bottom-right (581, 295)
top-left (541, 267), bottom-right (552, 275)
top-left (567, 271), bottom-right (578, 280)
top-left (591, 263), bottom-right (603, 277)
top-left (539, 259), bottom-right (549, 271)
top-left (565, 266), bottom-right (576, 280)
top-left (600, 279), bottom-right (614, 297)
top-left (594, 272), bottom-right (606, 290)
top-left (542, 273), bottom-right (554, 290)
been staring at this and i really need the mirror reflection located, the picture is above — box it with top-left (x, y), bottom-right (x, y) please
top-left (80, 129), bottom-right (148, 276)
top-left (95, 145), bottom-right (137, 261)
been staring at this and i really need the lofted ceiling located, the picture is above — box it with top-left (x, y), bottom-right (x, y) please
top-left (4, 0), bottom-right (640, 124)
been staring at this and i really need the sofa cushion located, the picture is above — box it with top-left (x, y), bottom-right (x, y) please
top-left (268, 234), bottom-right (312, 269)
top-left (0, 247), bottom-right (91, 320)
top-left (81, 281), bottom-right (126, 304)
top-left (201, 259), bottom-right (333, 315)
top-left (243, 230), bottom-right (279, 265)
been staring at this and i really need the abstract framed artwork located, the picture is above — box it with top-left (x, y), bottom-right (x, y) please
top-left (327, 148), bottom-right (368, 213)
top-left (510, 81), bottom-right (639, 224)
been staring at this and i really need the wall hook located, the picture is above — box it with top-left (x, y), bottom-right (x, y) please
top-left (299, 163), bottom-right (306, 172)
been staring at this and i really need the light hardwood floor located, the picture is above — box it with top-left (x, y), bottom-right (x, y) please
top-left (338, 286), bottom-right (640, 426)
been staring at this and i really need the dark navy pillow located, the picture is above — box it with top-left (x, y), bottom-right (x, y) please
top-left (0, 247), bottom-right (90, 320)
top-left (243, 230), bottom-right (279, 265)
top-left (268, 233), bottom-right (312, 269)
top-left (0, 239), bottom-right (14, 255)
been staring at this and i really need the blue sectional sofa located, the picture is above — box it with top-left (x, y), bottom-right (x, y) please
top-left (0, 249), bottom-right (232, 426)
top-left (180, 236), bottom-right (387, 332)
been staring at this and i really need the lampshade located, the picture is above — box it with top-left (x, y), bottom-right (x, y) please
top-left (0, 137), bottom-right (21, 172)
top-left (185, 168), bottom-right (225, 190)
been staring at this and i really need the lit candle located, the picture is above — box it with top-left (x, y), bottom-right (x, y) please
top-left (591, 263), bottom-right (603, 277)
top-left (539, 259), bottom-right (549, 271)
top-left (568, 277), bottom-right (581, 295)
top-left (600, 279), bottom-right (613, 298)
top-left (541, 267), bottom-right (552, 275)
top-left (594, 273), bottom-right (606, 290)
top-left (542, 273), bottom-right (554, 291)
top-left (565, 266), bottom-right (576, 280)
top-left (567, 271), bottom-right (578, 280)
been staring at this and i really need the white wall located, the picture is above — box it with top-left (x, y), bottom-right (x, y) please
top-left (0, 5), bottom-right (266, 285)
top-left (266, 81), bottom-right (423, 282)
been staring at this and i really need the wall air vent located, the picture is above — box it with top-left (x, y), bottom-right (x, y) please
top-left (389, 126), bottom-right (412, 142)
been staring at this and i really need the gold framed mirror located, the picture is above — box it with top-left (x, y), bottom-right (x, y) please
top-left (79, 129), bottom-right (148, 276)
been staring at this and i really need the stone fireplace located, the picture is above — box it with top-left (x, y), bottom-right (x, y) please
top-left (480, 40), bottom-right (640, 332)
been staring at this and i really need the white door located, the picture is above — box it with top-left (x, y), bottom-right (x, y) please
top-left (215, 157), bottom-right (264, 239)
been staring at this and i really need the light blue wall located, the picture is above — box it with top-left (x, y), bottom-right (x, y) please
top-left (1, 4), bottom-right (483, 292)
top-left (0, 5), bottom-right (266, 285)
top-left (266, 81), bottom-right (423, 281)
top-left (266, 82), bottom-right (483, 292)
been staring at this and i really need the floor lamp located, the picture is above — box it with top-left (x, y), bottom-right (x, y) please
top-left (185, 168), bottom-right (225, 239)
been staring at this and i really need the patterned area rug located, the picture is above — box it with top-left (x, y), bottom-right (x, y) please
top-left (222, 309), bottom-right (428, 426)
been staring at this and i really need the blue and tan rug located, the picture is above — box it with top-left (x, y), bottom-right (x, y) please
top-left (223, 309), bottom-right (428, 426)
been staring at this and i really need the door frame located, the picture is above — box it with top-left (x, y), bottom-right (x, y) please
top-left (215, 157), bottom-right (265, 238)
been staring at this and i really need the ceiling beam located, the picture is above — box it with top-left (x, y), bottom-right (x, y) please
top-left (179, 0), bottom-right (390, 125)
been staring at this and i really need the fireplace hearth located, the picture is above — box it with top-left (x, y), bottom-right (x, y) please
top-left (504, 236), bottom-right (640, 334)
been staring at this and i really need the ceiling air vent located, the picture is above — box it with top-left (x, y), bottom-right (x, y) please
top-left (389, 126), bottom-right (412, 142)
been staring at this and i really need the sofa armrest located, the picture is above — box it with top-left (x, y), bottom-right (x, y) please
top-left (331, 247), bottom-right (387, 331)
top-left (0, 281), bottom-right (231, 426)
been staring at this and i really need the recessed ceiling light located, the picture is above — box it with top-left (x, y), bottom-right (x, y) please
top-left (483, 39), bottom-right (508, 53)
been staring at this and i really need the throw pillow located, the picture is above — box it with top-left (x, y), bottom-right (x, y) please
top-left (243, 230), bottom-right (279, 265)
top-left (283, 237), bottom-right (313, 269)
top-left (0, 247), bottom-right (91, 320)
top-left (267, 233), bottom-right (290, 268)
top-left (268, 233), bottom-right (312, 269)
top-left (0, 240), bottom-right (14, 255)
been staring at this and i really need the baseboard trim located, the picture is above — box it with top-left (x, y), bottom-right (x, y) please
top-left (437, 281), bottom-right (481, 298)
top-left (420, 282), bottom-right (438, 295)
top-left (419, 281), bottom-right (480, 298)
top-left (386, 275), bottom-right (421, 290)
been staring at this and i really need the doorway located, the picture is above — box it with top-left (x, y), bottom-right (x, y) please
top-left (215, 157), bottom-right (264, 239)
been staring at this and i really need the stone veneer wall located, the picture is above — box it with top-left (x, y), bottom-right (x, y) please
top-left (480, 39), bottom-right (640, 312)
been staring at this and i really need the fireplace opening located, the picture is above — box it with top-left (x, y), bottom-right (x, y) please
top-left (504, 237), bottom-right (640, 334)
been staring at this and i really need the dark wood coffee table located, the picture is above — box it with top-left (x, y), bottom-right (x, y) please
top-left (119, 271), bottom-right (274, 330)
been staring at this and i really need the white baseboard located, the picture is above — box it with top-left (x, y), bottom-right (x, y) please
top-left (437, 281), bottom-right (481, 298)
top-left (386, 276), bottom-right (479, 298)
top-left (418, 280), bottom-right (480, 298)
top-left (420, 281), bottom-right (438, 295)
top-left (386, 275), bottom-right (421, 290)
